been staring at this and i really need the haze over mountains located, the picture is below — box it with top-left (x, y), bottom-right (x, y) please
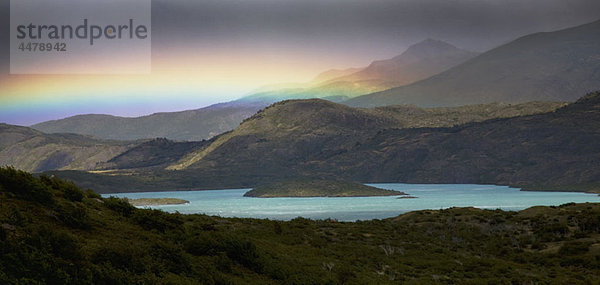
top-left (29, 18), bottom-right (600, 142)
top-left (321, 39), bottom-right (479, 90)
top-left (345, 19), bottom-right (600, 107)
top-left (32, 101), bottom-right (267, 141)
top-left (243, 39), bottom-right (478, 102)
top-left (31, 39), bottom-right (477, 141)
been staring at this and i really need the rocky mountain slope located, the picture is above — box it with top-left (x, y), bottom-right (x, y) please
top-left (42, 95), bottom-right (587, 193)
top-left (345, 19), bottom-right (600, 107)
top-left (154, 92), bottom-right (600, 192)
top-left (324, 39), bottom-right (478, 89)
top-left (0, 124), bottom-right (134, 172)
top-left (243, 39), bottom-right (478, 102)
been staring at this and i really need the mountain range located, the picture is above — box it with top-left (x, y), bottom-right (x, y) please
top-left (3, 19), bottom-right (600, 194)
top-left (29, 19), bottom-right (600, 142)
top-left (1, 100), bottom-right (565, 187)
top-left (345, 19), bottom-right (600, 107)
top-left (0, 124), bottom-right (134, 172)
top-left (321, 39), bottom-right (479, 91)
top-left (31, 39), bottom-right (478, 141)
top-left (32, 100), bottom-right (267, 141)
top-left (154, 92), bottom-right (599, 192)
top-left (32, 91), bottom-right (600, 193)
top-left (242, 39), bottom-right (478, 102)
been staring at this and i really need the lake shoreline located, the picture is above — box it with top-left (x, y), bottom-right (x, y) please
top-left (100, 183), bottom-right (600, 195)
top-left (103, 184), bottom-right (600, 221)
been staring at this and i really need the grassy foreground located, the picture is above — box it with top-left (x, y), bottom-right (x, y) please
top-left (1, 167), bottom-right (599, 284)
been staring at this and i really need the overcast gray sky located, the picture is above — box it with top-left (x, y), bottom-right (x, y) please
top-left (151, 0), bottom-right (600, 56)
top-left (1, 0), bottom-right (600, 125)
top-left (3, 0), bottom-right (600, 71)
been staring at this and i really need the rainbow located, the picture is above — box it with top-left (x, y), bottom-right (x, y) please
top-left (1, 47), bottom-right (343, 125)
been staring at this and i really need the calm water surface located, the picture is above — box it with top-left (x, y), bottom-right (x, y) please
top-left (104, 184), bottom-right (600, 221)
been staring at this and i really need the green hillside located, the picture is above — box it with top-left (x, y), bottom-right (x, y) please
top-left (1, 167), bottom-right (600, 283)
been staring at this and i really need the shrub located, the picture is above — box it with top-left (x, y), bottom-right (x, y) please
top-left (104, 197), bottom-right (136, 217)
top-left (558, 241), bottom-right (590, 256)
top-left (0, 167), bottom-right (53, 205)
top-left (222, 239), bottom-right (262, 272)
top-left (40, 175), bottom-right (84, 202)
top-left (133, 209), bottom-right (183, 232)
top-left (58, 202), bottom-right (91, 229)
top-left (5, 205), bottom-right (26, 226)
top-left (62, 184), bottom-right (84, 202)
top-left (149, 241), bottom-right (191, 274)
top-left (47, 230), bottom-right (81, 260)
top-left (184, 233), bottom-right (263, 272)
top-left (85, 189), bottom-right (102, 199)
top-left (91, 244), bottom-right (142, 272)
top-left (184, 233), bottom-right (222, 256)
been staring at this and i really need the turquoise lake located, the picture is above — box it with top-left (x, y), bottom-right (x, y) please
top-left (104, 184), bottom-right (600, 221)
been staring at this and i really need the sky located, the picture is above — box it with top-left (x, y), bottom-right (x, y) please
top-left (2, 0), bottom-right (600, 125)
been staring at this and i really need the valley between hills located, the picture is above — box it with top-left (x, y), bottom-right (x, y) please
top-left (1, 19), bottom-right (600, 195)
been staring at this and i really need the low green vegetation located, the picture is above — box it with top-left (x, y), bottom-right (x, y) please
top-left (2, 166), bottom-right (600, 284)
top-left (127, 198), bottom-right (190, 206)
top-left (244, 178), bottom-right (405, 197)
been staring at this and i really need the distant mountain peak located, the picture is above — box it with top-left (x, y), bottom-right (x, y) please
top-left (344, 38), bottom-right (477, 85)
top-left (396, 38), bottom-right (466, 60)
top-left (240, 40), bottom-right (477, 103)
top-left (412, 38), bottom-right (454, 48)
top-left (345, 18), bottom-right (600, 108)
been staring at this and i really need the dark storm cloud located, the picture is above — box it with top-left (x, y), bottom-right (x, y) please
top-left (2, 0), bottom-right (600, 72)
top-left (151, 0), bottom-right (600, 54)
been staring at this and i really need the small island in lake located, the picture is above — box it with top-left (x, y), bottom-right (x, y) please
top-left (397, 196), bottom-right (418, 199)
top-left (127, 198), bottom-right (189, 206)
top-left (244, 178), bottom-right (407, 198)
